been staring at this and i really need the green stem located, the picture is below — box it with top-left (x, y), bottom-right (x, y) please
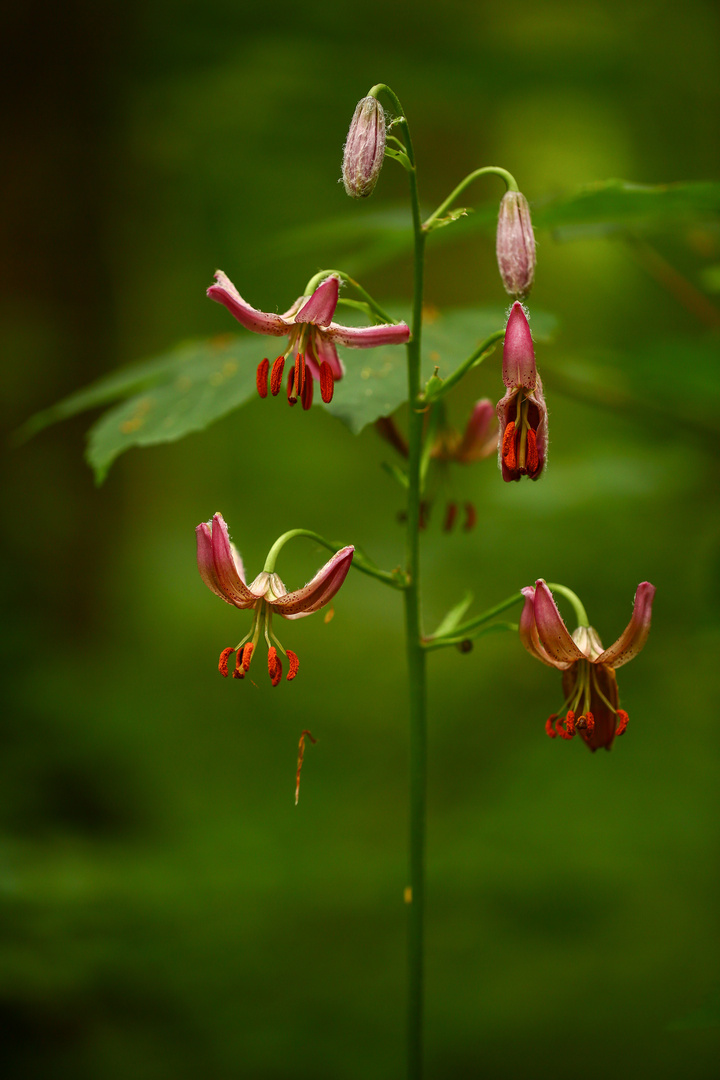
top-left (545, 582), bottom-right (589, 627)
top-left (302, 269), bottom-right (396, 324)
top-left (262, 528), bottom-right (405, 589)
top-left (423, 166), bottom-right (518, 231)
top-left (420, 329), bottom-right (506, 405)
top-left (370, 83), bottom-right (429, 1080)
top-left (427, 591), bottom-right (524, 643)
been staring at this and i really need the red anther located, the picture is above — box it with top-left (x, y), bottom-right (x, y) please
top-left (557, 711), bottom-right (575, 739)
top-left (545, 715), bottom-right (558, 739)
top-left (295, 729), bottom-right (317, 805)
top-left (218, 647), bottom-right (235, 677)
top-left (615, 710), bottom-right (629, 737)
top-left (232, 645), bottom-right (245, 679)
top-left (319, 361), bottom-right (335, 403)
top-left (287, 369), bottom-right (298, 406)
top-left (270, 356), bottom-right (285, 396)
top-left (526, 427), bottom-right (539, 475)
top-left (242, 642), bottom-right (254, 671)
top-left (301, 370), bottom-right (314, 411)
top-left (286, 649), bottom-right (299, 681)
top-left (501, 421), bottom-right (517, 469)
top-left (256, 358), bottom-right (269, 398)
top-left (419, 501), bottom-right (429, 530)
top-left (584, 712), bottom-right (595, 734)
top-left (294, 354), bottom-right (303, 398)
top-left (267, 646), bottom-right (283, 687)
top-left (443, 502), bottom-right (458, 532)
top-left (463, 502), bottom-right (477, 532)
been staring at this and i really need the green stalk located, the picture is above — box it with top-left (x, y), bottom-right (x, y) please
top-left (370, 82), bottom-right (428, 1080)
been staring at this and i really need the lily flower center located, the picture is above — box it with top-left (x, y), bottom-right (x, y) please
top-left (545, 658), bottom-right (629, 744)
top-left (255, 323), bottom-right (335, 411)
top-left (216, 597), bottom-right (300, 687)
top-left (501, 391), bottom-right (539, 476)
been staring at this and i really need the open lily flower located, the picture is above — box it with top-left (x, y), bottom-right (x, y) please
top-left (196, 513), bottom-right (354, 686)
top-left (520, 579), bottom-right (656, 751)
top-left (207, 271), bottom-right (410, 410)
top-left (496, 302), bottom-right (547, 481)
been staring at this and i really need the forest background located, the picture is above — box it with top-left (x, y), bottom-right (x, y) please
top-left (2, 0), bottom-right (719, 1077)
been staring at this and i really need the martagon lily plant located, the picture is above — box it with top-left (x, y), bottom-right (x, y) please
top-left (189, 82), bottom-right (658, 1080)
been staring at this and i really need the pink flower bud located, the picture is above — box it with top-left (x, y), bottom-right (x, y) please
top-left (342, 97), bottom-right (386, 199)
top-left (496, 191), bottom-right (536, 299)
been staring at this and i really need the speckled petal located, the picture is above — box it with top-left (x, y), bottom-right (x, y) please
top-left (532, 580), bottom-right (587, 666)
top-left (207, 271), bottom-right (290, 336)
top-left (272, 546), bottom-right (354, 619)
top-left (596, 582), bottom-right (656, 669)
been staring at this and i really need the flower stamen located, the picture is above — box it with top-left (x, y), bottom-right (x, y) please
top-left (295, 729), bottom-right (317, 805)
top-left (443, 502), bottom-right (458, 532)
top-left (286, 649), bottom-right (300, 681)
top-left (218, 647), bottom-right (235, 677)
top-left (301, 370), bottom-right (314, 411)
top-left (463, 502), bottom-right (477, 532)
top-left (287, 369), bottom-right (298, 406)
top-left (501, 420), bottom-right (517, 470)
top-left (256, 359), bottom-right (269, 398)
top-left (319, 361), bottom-right (335, 403)
top-left (267, 646), bottom-right (283, 686)
top-left (270, 356), bottom-right (285, 396)
top-left (615, 710), bottom-right (629, 736)
top-left (545, 715), bottom-right (558, 738)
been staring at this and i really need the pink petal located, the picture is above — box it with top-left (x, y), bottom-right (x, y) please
top-left (532, 580), bottom-right (587, 666)
top-left (596, 582), bottom-right (656, 669)
top-left (519, 586), bottom-right (568, 669)
top-left (502, 302), bottom-right (536, 390)
top-left (272, 546), bottom-right (354, 619)
top-left (314, 331), bottom-right (345, 379)
top-left (196, 521), bottom-right (232, 604)
top-left (208, 513), bottom-right (258, 609)
top-left (454, 399), bottom-right (498, 463)
top-left (324, 320), bottom-right (411, 349)
top-left (295, 276), bottom-right (340, 326)
top-left (207, 271), bottom-right (290, 336)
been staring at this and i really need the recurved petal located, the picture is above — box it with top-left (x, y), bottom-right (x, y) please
top-left (209, 513), bottom-right (258, 609)
top-left (272, 546), bottom-right (354, 619)
top-left (196, 521), bottom-right (232, 604)
top-left (533, 580), bottom-right (587, 666)
top-left (502, 302), bottom-right (536, 390)
top-left (207, 271), bottom-right (290, 336)
top-left (596, 582), bottom-right (656, 669)
top-left (324, 320), bottom-right (411, 349)
top-left (295, 276), bottom-right (340, 326)
top-left (519, 586), bottom-right (568, 668)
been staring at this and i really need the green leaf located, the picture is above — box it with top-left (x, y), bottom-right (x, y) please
top-left (85, 335), bottom-right (261, 481)
top-left (262, 181), bottom-right (720, 277)
top-left (326, 306), bottom-right (557, 435)
top-left (432, 592), bottom-right (474, 639)
top-left (424, 206), bottom-right (472, 233)
top-left (24, 305), bottom-right (556, 481)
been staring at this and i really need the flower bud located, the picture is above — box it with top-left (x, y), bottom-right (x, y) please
top-left (342, 97), bottom-right (386, 199)
top-left (496, 191), bottom-right (536, 299)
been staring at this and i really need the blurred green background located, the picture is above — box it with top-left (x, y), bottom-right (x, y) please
top-left (3, 0), bottom-right (720, 1076)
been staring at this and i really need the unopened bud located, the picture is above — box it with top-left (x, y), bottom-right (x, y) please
top-left (496, 191), bottom-right (536, 299)
top-left (342, 97), bottom-right (386, 199)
